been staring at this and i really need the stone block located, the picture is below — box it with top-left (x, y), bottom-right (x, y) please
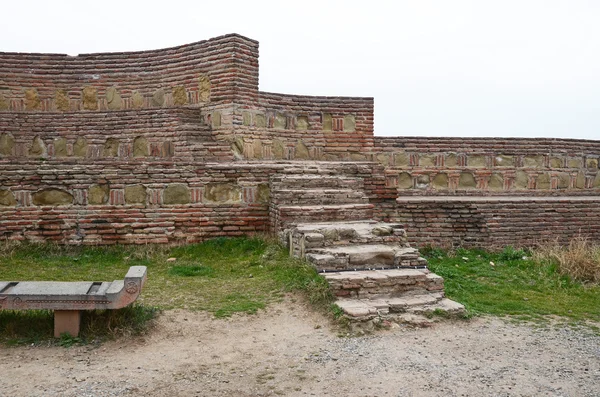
top-left (242, 111), bottom-right (252, 126)
top-left (73, 137), bottom-right (88, 157)
top-left (103, 138), bottom-right (119, 157)
top-left (105, 87), bottom-right (122, 110)
top-left (419, 154), bottom-right (436, 167)
top-left (523, 155), bottom-right (544, 168)
top-left (125, 185), bottom-right (147, 204)
top-left (152, 89), bottom-right (165, 107)
top-left (131, 91), bottom-right (145, 108)
top-left (594, 174), bottom-right (600, 188)
top-left (536, 173), bottom-right (551, 189)
top-left (432, 173), bottom-right (448, 189)
top-left (133, 137), bottom-right (149, 157)
top-left (164, 183), bottom-right (191, 204)
top-left (416, 174), bottom-right (430, 189)
top-left (82, 86), bottom-right (98, 110)
top-left (25, 88), bottom-right (41, 111)
top-left (55, 90), bottom-right (70, 112)
top-left (576, 172), bottom-right (586, 189)
top-left (488, 173), bottom-right (504, 191)
top-left (468, 155), bottom-right (486, 168)
top-left (458, 172), bottom-right (476, 189)
top-left (549, 156), bottom-right (564, 168)
top-left (274, 113), bottom-right (287, 129)
top-left (322, 113), bottom-right (333, 131)
top-left (252, 140), bottom-right (263, 159)
top-left (557, 172), bottom-right (570, 189)
top-left (54, 310), bottom-right (81, 338)
top-left (343, 115), bottom-right (356, 132)
top-left (32, 189), bottom-right (73, 206)
top-left (203, 183), bottom-right (241, 203)
top-left (295, 141), bottom-right (310, 160)
top-left (257, 184), bottom-right (270, 204)
top-left (54, 137), bottom-right (68, 157)
top-left (0, 189), bottom-right (16, 206)
top-left (88, 184), bottom-right (109, 205)
top-left (398, 172), bottom-right (412, 189)
top-left (212, 111), bottom-right (222, 128)
top-left (376, 153), bottom-right (390, 166)
top-left (172, 86), bottom-right (187, 106)
top-left (494, 155), bottom-right (514, 167)
top-left (0, 133), bottom-right (15, 156)
top-left (445, 153), bottom-right (458, 167)
top-left (296, 116), bottom-right (309, 130)
top-left (198, 74), bottom-right (211, 102)
top-left (515, 170), bottom-right (529, 189)
top-left (568, 157), bottom-right (583, 168)
top-left (162, 141), bottom-right (175, 157)
top-left (394, 152), bottom-right (409, 167)
top-left (272, 139), bottom-right (285, 159)
top-left (29, 136), bottom-right (46, 157)
top-left (586, 158), bottom-right (598, 169)
top-left (255, 113), bottom-right (266, 128)
top-left (0, 94), bottom-right (8, 111)
top-left (350, 153), bottom-right (367, 161)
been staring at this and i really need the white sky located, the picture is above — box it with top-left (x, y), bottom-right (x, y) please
top-left (2, 1), bottom-right (600, 139)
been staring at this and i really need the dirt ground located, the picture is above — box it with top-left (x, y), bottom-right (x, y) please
top-left (1, 299), bottom-right (599, 397)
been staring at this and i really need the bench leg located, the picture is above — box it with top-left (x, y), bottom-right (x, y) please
top-left (54, 310), bottom-right (81, 338)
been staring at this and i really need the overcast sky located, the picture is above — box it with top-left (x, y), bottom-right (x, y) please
top-left (2, 1), bottom-right (599, 139)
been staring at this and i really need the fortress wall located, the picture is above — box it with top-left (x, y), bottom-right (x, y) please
top-left (374, 137), bottom-right (600, 195)
top-left (0, 161), bottom-right (276, 244)
top-left (0, 109), bottom-right (234, 162)
top-left (223, 93), bottom-right (374, 160)
top-left (0, 34), bottom-right (259, 112)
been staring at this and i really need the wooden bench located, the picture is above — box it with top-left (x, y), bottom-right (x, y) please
top-left (0, 266), bottom-right (147, 337)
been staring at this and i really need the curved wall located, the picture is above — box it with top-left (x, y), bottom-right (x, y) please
top-left (0, 34), bottom-right (259, 112)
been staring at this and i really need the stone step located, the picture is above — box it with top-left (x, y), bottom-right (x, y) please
top-left (335, 295), bottom-right (465, 320)
top-left (271, 175), bottom-right (365, 190)
top-left (272, 188), bottom-right (368, 205)
top-left (323, 268), bottom-right (443, 299)
top-left (276, 203), bottom-right (374, 227)
top-left (288, 221), bottom-right (410, 255)
top-left (305, 244), bottom-right (427, 272)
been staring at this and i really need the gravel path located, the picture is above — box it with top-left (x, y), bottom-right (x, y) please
top-left (1, 301), bottom-right (599, 396)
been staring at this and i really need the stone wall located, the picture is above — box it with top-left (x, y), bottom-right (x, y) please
top-left (0, 34), bottom-right (258, 112)
top-left (374, 137), bottom-right (600, 195)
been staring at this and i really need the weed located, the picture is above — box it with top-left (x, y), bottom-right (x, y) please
top-left (533, 236), bottom-right (600, 283)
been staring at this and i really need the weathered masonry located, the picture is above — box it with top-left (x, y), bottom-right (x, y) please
top-left (1, 33), bottom-right (599, 249)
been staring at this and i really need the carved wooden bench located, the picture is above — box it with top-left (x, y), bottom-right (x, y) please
top-left (0, 266), bottom-right (147, 337)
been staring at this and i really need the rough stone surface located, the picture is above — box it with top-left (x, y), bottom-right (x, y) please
top-left (459, 172), bottom-right (476, 189)
top-left (88, 184), bottom-right (109, 205)
top-left (432, 173), bottom-right (448, 189)
top-left (494, 155), bottom-right (514, 167)
top-left (54, 137), bottom-right (68, 157)
top-left (416, 175), bottom-right (429, 189)
top-left (242, 111), bottom-right (251, 126)
top-left (394, 153), bottom-right (409, 167)
top-left (296, 116), bottom-right (309, 130)
top-left (198, 75), bottom-right (211, 102)
top-left (488, 173), bottom-right (504, 191)
top-left (105, 87), bottom-right (122, 110)
top-left (252, 140), bottom-right (263, 159)
top-left (0, 133), bottom-right (15, 156)
top-left (133, 136), bottom-right (149, 157)
top-left (0, 189), bottom-right (16, 206)
top-left (537, 173), bottom-right (551, 189)
top-left (272, 139), bottom-right (285, 159)
top-left (468, 155), bottom-right (486, 168)
top-left (204, 183), bottom-right (240, 203)
top-left (151, 89), bottom-right (165, 107)
top-left (398, 172), bottom-right (412, 189)
top-left (255, 113), bottom-right (266, 128)
top-left (274, 113), bottom-right (287, 129)
top-left (343, 115), bottom-right (356, 132)
top-left (557, 173), bottom-right (570, 189)
top-left (515, 170), bottom-right (529, 189)
top-left (568, 157), bottom-right (583, 168)
top-left (24, 88), bottom-right (41, 111)
top-left (257, 184), bottom-right (270, 204)
top-left (295, 141), bottom-right (310, 160)
top-left (549, 156), bottom-right (564, 168)
top-left (131, 91), bottom-right (144, 108)
top-left (103, 138), bottom-right (119, 157)
top-left (419, 154), bottom-right (436, 167)
top-left (445, 153), bottom-right (457, 167)
top-left (55, 90), bottom-right (70, 112)
top-left (82, 86), bottom-right (98, 110)
top-left (0, 94), bottom-right (8, 111)
top-left (586, 158), bottom-right (598, 169)
top-left (172, 86), bottom-right (187, 106)
top-left (524, 155), bottom-right (545, 168)
top-left (163, 183), bottom-right (191, 205)
top-left (32, 189), bottom-right (73, 206)
top-left (73, 137), bottom-right (88, 157)
top-left (125, 184), bottom-right (147, 204)
top-left (322, 113), bottom-right (332, 131)
top-left (29, 136), bottom-right (46, 157)
top-left (576, 172), bottom-right (586, 189)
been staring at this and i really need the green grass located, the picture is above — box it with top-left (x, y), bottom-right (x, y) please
top-left (0, 237), bottom-right (332, 344)
top-left (422, 246), bottom-right (600, 325)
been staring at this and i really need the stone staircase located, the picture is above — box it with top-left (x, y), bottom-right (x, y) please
top-left (271, 168), bottom-right (465, 327)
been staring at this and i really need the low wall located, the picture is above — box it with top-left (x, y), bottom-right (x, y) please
top-left (374, 137), bottom-right (600, 195)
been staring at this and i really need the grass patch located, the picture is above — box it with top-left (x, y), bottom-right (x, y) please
top-left (533, 237), bottom-right (600, 283)
top-left (0, 237), bottom-right (333, 344)
top-left (422, 245), bottom-right (600, 325)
